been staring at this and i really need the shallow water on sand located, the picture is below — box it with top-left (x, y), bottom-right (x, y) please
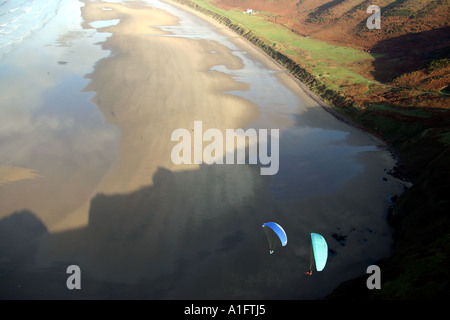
top-left (0, 0), bottom-right (408, 299)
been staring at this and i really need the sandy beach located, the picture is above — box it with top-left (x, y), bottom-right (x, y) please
top-left (51, 0), bottom-right (267, 231)
top-left (0, 0), bottom-right (408, 299)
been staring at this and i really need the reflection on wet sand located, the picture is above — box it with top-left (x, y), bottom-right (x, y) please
top-left (0, 0), bottom-right (119, 230)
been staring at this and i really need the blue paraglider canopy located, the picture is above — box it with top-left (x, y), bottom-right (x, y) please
top-left (310, 233), bottom-right (328, 272)
top-left (262, 222), bottom-right (287, 250)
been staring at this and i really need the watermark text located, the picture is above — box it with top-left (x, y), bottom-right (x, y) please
top-left (171, 121), bottom-right (279, 175)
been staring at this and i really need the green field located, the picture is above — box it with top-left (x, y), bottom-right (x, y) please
top-left (188, 0), bottom-right (378, 91)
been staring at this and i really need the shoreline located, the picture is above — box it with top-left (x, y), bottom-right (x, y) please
top-left (163, 0), bottom-right (401, 161)
top-left (169, 0), bottom-right (450, 300)
top-left (161, 0), bottom-right (415, 299)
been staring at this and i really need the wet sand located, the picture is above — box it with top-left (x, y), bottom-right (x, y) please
top-left (0, 166), bottom-right (40, 185)
top-left (52, 1), bottom-right (262, 231)
top-left (0, 0), bottom-right (408, 299)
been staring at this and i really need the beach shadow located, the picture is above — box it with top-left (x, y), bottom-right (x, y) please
top-left (0, 210), bottom-right (48, 268)
top-left (0, 108), bottom-right (400, 299)
top-left (370, 26), bottom-right (450, 83)
top-left (0, 159), bottom-right (280, 299)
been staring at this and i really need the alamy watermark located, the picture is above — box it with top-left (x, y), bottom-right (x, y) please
top-left (367, 5), bottom-right (381, 29)
top-left (366, 265), bottom-right (381, 289)
top-left (66, 265), bottom-right (81, 290)
top-left (64, 264), bottom-right (380, 291)
top-left (171, 121), bottom-right (279, 175)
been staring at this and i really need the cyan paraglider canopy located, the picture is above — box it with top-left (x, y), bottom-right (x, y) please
top-left (310, 233), bottom-right (328, 271)
top-left (262, 222), bottom-right (287, 253)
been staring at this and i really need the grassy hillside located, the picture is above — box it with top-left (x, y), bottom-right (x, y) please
top-left (193, 0), bottom-right (450, 109)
